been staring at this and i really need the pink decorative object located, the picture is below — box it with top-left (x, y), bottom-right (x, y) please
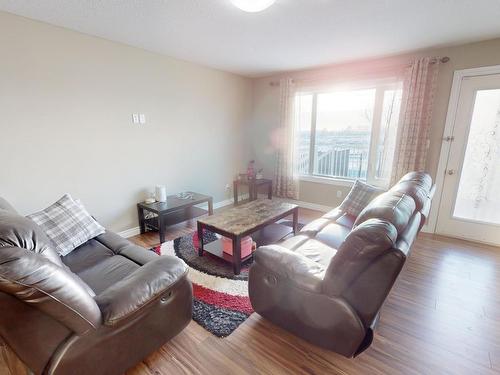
top-left (247, 160), bottom-right (256, 179)
top-left (193, 230), bottom-right (206, 250)
top-left (221, 236), bottom-right (254, 259)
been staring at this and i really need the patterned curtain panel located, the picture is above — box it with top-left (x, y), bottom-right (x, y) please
top-left (390, 57), bottom-right (440, 184)
top-left (274, 78), bottom-right (299, 199)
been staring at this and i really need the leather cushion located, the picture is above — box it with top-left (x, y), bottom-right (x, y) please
top-left (279, 234), bottom-right (310, 251)
top-left (294, 239), bottom-right (338, 267)
top-left (394, 213), bottom-right (421, 256)
top-left (300, 218), bottom-right (330, 236)
top-left (321, 208), bottom-right (343, 221)
top-left (95, 231), bottom-right (159, 265)
top-left (315, 223), bottom-right (351, 249)
top-left (62, 238), bottom-right (115, 274)
top-left (399, 171), bottom-right (432, 190)
top-left (354, 191), bottom-right (416, 233)
top-left (392, 172), bottom-right (432, 210)
top-left (390, 181), bottom-right (430, 211)
top-left (0, 209), bottom-right (63, 267)
top-left (76, 255), bottom-right (141, 295)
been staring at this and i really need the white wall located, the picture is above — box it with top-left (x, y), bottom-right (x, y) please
top-left (0, 12), bottom-right (253, 232)
top-left (250, 38), bottom-right (500, 207)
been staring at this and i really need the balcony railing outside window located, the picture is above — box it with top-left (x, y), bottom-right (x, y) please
top-left (298, 148), bottom-right (367, 179)
top-left (294, 83), bottom-right (402, 187)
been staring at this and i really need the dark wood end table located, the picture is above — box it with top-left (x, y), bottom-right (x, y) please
top-left (197, 199), bottom-right (298, 275)
top-left (137, 192), bottom-right (213, 243)
top-left (233, 178), bottom-right (272, 205)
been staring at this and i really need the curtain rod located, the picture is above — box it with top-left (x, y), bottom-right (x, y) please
top-left (269, 56), bottom-right (450, 86)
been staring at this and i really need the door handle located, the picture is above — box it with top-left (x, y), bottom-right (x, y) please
top-left (447, 169), bottom-right (455, 175)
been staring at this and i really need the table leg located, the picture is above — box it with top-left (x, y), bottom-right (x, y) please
top-left (292, 207), bottom-right (299, 235)
top-left (233, 181), bottom-right (238, 205)
top-left (267, 181), bottom-right (273, 200)
top-left (137, 206), bottom-right (146, 234)
top-left (208, 198), bottom-right (213, 215)
top-left (249, 181), bottom-right (256, 201)
top-left (159, 214), bottom-right (166, 244)
top-left (233, 235), bottom-right (241, 275)
top-left (197, 221), bottom-right (204, 256)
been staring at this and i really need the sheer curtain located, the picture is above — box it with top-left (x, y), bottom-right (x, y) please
top-left (390, 57), bottom-right (440, 184)
top-left (274, 78), bottom-right (299, 199)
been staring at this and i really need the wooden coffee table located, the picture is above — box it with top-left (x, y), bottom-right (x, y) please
top-left (137, 192), bottom-right (213, 243)
top-left (197, 199), bottom-right (298, 274)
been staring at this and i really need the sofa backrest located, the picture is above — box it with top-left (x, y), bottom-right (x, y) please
top-left (354, 190), bottom-right (416, 232)
top-left (323, 172), bottom-right (433, 327)
top-left (0, 207), bottom-right (102, 336)
top-left (390, 171), bottom-right (435, 227)
top-left (323, 218), bottom-right (399, 296)
top-left (0, 206), bottom-right (64, 266)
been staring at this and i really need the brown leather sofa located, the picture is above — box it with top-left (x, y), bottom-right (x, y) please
top-left (248, 172), bottom-right (434, 357)
top-left (0, 197), bottom-right (192, 375)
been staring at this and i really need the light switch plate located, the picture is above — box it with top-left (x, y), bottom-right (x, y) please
top-left (132, 113), bottom-right (139, 124)
top-left (139, 114), bottom-right (146, 124)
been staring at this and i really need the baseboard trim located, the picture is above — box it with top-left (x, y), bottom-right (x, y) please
top-left (420, 222), bottom-right (434, 234)
top-left (117, 194), bottom-right (249, 238)
top-left (118, 227), bottom-right (141, 238)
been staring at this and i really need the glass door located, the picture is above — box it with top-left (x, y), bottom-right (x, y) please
top-left (436, 73), bottom-right (500, 245)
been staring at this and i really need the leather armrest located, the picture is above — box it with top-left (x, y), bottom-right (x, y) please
top-left (254, 245), bottom-right (325, 293)
top-left (0, 246), bottom-right (102, 334)
top-left (321, 208), bottom-right (343, 220)
top-left (95, 256), bottom-right (188, 326)
top-left (95, 230), bottom-right (159, 265)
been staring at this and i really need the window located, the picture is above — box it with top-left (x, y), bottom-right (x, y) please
top-left (295, 81), bottom-right (402, 187)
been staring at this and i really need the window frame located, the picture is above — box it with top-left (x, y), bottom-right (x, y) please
top-left (295, 78), bottom-right (402, 188)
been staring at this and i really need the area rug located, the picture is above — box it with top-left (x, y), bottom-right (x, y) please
top-left (151, 220), bottom-right (302, 338)
top-left (152, 232), bottom-right (253, 338)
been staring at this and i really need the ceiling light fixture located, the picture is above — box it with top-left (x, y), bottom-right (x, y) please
top-left (231, 0), bottom-right (276, 13)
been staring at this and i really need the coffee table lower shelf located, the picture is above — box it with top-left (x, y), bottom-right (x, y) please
top-left (197, 200), bottom-right (299, 275)
top-left (200, 223), bottom-right (294, 270)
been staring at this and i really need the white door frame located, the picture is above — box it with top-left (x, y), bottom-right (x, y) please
top-left (426, 64), bottom-right (500, 234)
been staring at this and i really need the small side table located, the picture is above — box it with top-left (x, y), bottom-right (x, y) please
top-left (233, 178), bottom-right (272, 205)
top-left (137, 192), bottom-right (213, 243)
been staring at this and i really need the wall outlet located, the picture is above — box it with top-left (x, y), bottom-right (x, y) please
top-left (225, 184), bottom-right (232, 192)
top-left (336, 190), bottom-right (342, 198)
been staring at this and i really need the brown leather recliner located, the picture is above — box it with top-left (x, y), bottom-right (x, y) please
top-left (0, 197), bottom-right (192, 375)
top-left (248, 172), bottom-right (434, 357)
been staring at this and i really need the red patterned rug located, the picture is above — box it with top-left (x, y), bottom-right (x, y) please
top-left (153, 232), bottom-right (254, 337)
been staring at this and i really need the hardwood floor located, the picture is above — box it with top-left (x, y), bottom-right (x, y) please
top-left (123, 208), bottom-right (500, 375)
top-left (2, 208), bottom-right (499, 374)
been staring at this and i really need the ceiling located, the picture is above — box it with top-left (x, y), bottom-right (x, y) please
top-left (2, 0), bottom-right (500, 77)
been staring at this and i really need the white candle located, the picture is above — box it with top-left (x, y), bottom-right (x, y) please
top-left (155, 185), bottom-right (167, 202)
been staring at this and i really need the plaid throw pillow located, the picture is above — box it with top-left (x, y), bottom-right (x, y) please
top-left (339, 180), bottom-right (384, 217)
top-left (28, 194), bottom-right (105, 256)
